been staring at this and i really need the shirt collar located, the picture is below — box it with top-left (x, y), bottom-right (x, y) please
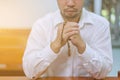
top-left (53, 8), bottom-right (94, 28)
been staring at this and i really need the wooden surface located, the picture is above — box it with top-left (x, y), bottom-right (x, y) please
top-left (0, 77), bottom-right (118, 80)
top-left (0, 70), bottom-right (25, 76)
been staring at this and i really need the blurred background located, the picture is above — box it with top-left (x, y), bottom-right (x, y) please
top-left (0, 0), bottom-right (120, 77)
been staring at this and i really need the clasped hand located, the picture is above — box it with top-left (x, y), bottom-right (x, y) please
top-left (51, 22), bottom-right (86, 54)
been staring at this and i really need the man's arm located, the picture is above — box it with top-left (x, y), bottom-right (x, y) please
top-left (22, 21), bottom-right (58, 79)
top-left (77, 22), bottom-right (113, 79)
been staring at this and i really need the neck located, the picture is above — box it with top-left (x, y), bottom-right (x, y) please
top-left (64, 17), bottom-right (80, 23)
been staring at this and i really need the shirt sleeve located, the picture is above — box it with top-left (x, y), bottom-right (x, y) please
top-left (22, 21), bottom-right (58, 79)
top-left (77, 22), bottom-right (113, 79)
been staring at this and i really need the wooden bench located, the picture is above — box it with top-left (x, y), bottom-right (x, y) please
top-left (0, 29), bottom-right (30, 76)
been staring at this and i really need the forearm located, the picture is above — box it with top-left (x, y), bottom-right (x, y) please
top-left (77, 40), bottom-right (86, 54)
top-left (77, 43), bottom-right (113, 79)
top-left (23, 44), bottom-right (58, 79)
top-left (50, 39), bottom-right (62, 53)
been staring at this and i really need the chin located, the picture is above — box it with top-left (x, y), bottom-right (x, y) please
top-left (65, 14), bottom-right (77, 18)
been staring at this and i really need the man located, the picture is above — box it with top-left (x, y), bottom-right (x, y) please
top-left (23, 0), bottom-right (113, 79)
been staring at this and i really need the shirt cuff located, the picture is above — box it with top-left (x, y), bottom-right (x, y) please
top-left (77, 43), bottom-right (95, 63)
top-left (40, 44), bottom-right (58, 63)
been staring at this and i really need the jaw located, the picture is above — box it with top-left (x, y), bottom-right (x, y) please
top-left (61, 11), bottom-right (81, 22)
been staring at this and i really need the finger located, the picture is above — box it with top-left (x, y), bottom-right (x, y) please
top-left (63, 31), bottom-right (79, 40)
top-left (65, 22), bottom-right (79, 28)
top-left (64, 27), bottom-right (79, 34)
top-left (69, 35), bottom-right (78, 40)
top-left (55, 23), bottom-right (65, 42)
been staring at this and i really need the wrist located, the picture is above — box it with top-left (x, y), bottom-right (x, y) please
top-left (77, 42), bottom-right (86, 54)
top-left (50, 40), bottom-right (61, 53)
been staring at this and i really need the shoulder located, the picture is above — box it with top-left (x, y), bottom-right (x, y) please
top-left (85, 10), bottom-right (110, 33)
top-left (84, 9), bottom-right (110, 34)
top-left (85, 9), bottom-right (109, 27)
top-left (30, 10), bottom-right (60, 34)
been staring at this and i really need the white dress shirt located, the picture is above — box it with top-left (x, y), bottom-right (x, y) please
top-left (22, 8), bottom-right (113, 79)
